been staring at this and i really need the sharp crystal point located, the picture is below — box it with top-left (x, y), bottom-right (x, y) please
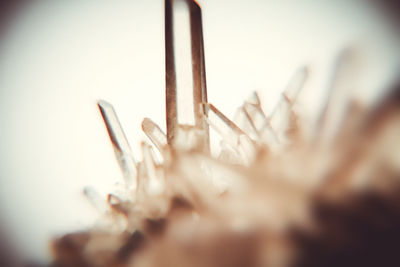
top-left (98, 100), bottom-right (137, 190)
top-left (140, 142), bottom-right (164, 195)
top-left (268, 67), bottom-right (308, 142)
top-left (107, 194), bottom-right (122, 206)
top-left (233, 107), bottom-right (260, 140)
top-left (236, 93), bottom-right (281, 147)
top-left (84, 187), bottom-right (110, 214)
top-left (203, 103), bottom-right (255, 162)
top-left (246, 92), bottom-right (262, 106)
top-left (283, 66), bottom-right (309, 102)
top-left (204, 103), bottom-right (245, 140)
top-left (98, 100), bottom-right (132, 155)
top-left (243, 102), bottom-right (268, 134)
top-left (165, 0), bottom-right (209, 152)
top-left (316, 49), bottom-right (357, 144)
top-left (142, 118), bottom-right (168, 153)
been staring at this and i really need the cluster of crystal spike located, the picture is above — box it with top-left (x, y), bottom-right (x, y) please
top-left (91, 0), bottom-right (312, 226)
top-left (52, 0), bottom-right (400, 266)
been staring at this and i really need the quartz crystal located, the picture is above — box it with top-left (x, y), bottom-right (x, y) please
top-left (52, 0), bottom-right (400, 266)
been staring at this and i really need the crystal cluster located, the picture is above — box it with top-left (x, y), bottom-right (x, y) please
top-left (52, 0), bottom-right (400, 266)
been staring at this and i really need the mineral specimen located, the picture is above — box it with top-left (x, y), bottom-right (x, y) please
top-left (52, 1), bottom-right (400, 266)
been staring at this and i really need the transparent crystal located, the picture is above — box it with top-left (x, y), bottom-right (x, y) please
top-left (83, 186), bottom-right (110, 214)
top-left (140, 142), bottom-right (164, 196)
top-left (142, 118), bottom-right (168, 153)
top-left (98, 100), bottom-right (137, 190)
top-left (53, 1), bottom-right (400, 266)
top-left (243, 92), bottom-right (267, 133)
top-left (165, 0), bottom-right (209, 152)
top-left (315, 49), bottom-right (357, 145)
top-left (203, 103), bottom-right (256, 165)
top-left (268, 67), bottom-right (308, 143)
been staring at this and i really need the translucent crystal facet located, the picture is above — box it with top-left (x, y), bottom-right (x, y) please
top-left (268, 67), bottom-right (308, 143)
top-left (84, 186), bottom-right (110, 214)
top-left (98, 100), bottom-right (137, 190)
top-left (204, 103), bottom-right (256, 164)
top-left (140, 142), bottom-right (164, 196)
top-left (165, 0), bottom-right (209, 152)
top-left (52, 1), bottom-right (400, 266)
top-left (142, 118), bottom-right (168, 153)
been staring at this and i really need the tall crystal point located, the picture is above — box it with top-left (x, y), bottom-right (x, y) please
top-left (98, 100), bottom-right (137, 190)
top-left (165, 0), bottom-right (209, 152)
top-left (142, 118), bottom-right (168, 153)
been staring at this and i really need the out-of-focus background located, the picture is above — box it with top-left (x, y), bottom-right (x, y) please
top-left (0, 0), bottom-right (399, 264)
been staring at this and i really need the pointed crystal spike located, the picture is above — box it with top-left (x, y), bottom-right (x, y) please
top-left (204, 103), bottom-right (256, 164)
top-left (106, 193), bottom-right (132, 215)
top-left (203, 103), bottom-right (245, 145)
top-left (233, 107), bottom-right (259, 140)
top-left (315, 49), bottom-right (355, 144)
top-left (243, 104), bottom-right (279, 144)
top-left (107, 193), bottom-right (122, 206)
top-left (268, 67), bottom-right (308, 141)
top-left (232, 93), bottom-right (264, 139)
top-left (83, 187), bottom-right (110, 214)
top-left (233, 93), bottom-right (279, 146)
top-left (165, 0), bottom-right (209, 152)
top-left (142, 118), bottom-right (168, 153)
top-left (141, 142), bottom-right (164, 195)
top-left (98, 100), bottom-right (137, 190)
top-left (243, 93), bottom-right (268, 133)
top-left (247, 91), bottom-right (262, 106)
top-left (282, 66), bottom-right (308, 103)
